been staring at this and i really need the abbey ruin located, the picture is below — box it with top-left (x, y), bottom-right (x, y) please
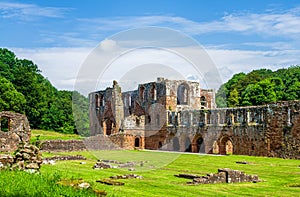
top-left (89, 78), bottom-right (300, 159)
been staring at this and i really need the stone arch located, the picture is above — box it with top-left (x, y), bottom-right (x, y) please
top-left (150, 84), bottom-right (157, 100)
top-left (192, 135), bottom-right (205, 153)
top-left (103, 119), bottom-right (113, 135)
top-left (177, 83), bottom-right (189, 105)
top-left (173, 137), bottom-right (180, 151)
top-left (219, 136), bottom-right (233, 155)
top-left (158, 141), bottom-right (163, 149)
top-left (0, 111), bottom-right (31, 152)
top-left (200, 96), bottom-right (206, 108)
top-left (134, 137), bottom-right (140, 148)
top-left (212, 141), bottom-right (219, 154)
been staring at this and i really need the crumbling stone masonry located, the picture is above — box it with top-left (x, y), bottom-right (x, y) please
top-left (0, 144), bottom-right (43, 172)
top-left (181, 168), bottom-right (261, 185)
top-left (0, 111), bottom-right (31, 152)
top-left (40, 140), bottom-right (87, 152)
top-left (89, 79), bottom-right (300, 159)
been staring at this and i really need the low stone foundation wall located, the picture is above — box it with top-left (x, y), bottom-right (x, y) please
top-left (40, 140), bottom-right (87, 152)
top-left (178, 168), bottom-right (261, 185)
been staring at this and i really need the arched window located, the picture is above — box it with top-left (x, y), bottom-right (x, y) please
top-left (139, 86), bottom-right (145, 101)
top-left (136, 117), bottom-right (140, 127)
top-left (95, 94), bottom-right (99, 108)
top-left (99, 94), bottom-right (104, 107)
top-left (200, 96), bottom-right (206, 107)
top-left (177, 83), bottom-right (189, 105)
top-left (196, 137), bottom-right (205, 153)
top-left (150, 84), bottom-right (157, 101)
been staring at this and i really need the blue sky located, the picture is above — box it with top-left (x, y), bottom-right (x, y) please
top-left (1, 0), bottom-right (300, 91)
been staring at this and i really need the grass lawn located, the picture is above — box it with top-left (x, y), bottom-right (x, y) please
top-left (30, 129), bottom-right (83, 143)
top-left (38, 150), bottom-right (300, 197)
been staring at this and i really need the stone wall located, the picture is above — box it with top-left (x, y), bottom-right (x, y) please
top-left (0, 111), bottom-right (31, 152)
top-left (149, 100), bottom-right (299, 159)
top-left (40, 140), bottom-right (86, 152)
top-left (89, 78), bottom-right (216, 138)
top-left (184, 168), bottom-right (261, 185)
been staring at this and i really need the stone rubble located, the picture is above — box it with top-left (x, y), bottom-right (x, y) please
top-left (110, 174), bottom-right (143, 179)
top-left (0, 144), bottom-right (42, 172)
top-left (43, 155), bottom-right (86, 164)
top-left (93, 161), bottom-right (114, 169)
top-left (176, 168), bottom-right (262, 185)
top-left (93, 159), bottom-right (147, 170)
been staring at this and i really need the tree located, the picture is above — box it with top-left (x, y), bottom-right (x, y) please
top-left (285, 81), bottom-right (300, 100)
top-left (0, 76), bottom-right (26, 113)
top-left (215, 84), bottom-right (227, 108)
top-left (227, 88), bottom-right (240, 107)
top-left (241, 78), bottom-right (277, 106)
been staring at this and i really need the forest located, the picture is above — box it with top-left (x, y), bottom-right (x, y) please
top-left (216, 66), bottom-right (300, 107)
top-left (0, 48), bottom-right (89, 136)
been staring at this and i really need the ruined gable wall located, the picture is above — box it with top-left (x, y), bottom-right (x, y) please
top-left (164, 79), bottom-right (201, 111)
top-left (0, 111), bottom-right (31, 152)
top-left (89, 81), bottom-right (124, 136)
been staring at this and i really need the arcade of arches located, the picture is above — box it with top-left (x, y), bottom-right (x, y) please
top-left (171, 135), bottom-right (234, 155)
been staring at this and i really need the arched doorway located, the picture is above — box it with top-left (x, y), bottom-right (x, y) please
top-left (219, 136), bottom-right (233, 155)
top-left (103, 119), bottom-right (113, 135)
top-left (134, 137), bottom-right (140, 148)
top-left (212, 141), bottom-right (219, 154)
top-left (173, 137), bottom-right (180, 151)
top-left (192, 136), bottom-right (205, 153)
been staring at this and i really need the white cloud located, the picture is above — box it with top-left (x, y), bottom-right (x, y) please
top-left (78, 7), bottom-right (300, 39)
top-left (10, 45), bottom-right (300, 95)
top-left (0, 2), bottom-right (69, 20)
top-left (12, 47), bottom-right (91, 90)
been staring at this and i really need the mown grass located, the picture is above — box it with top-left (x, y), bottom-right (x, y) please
top-left (30, 129), bottom-right (83, 143)
top-left (38, 150), bottom-right (300, 197)
top-left (0, 170), bottom-right (97, 196)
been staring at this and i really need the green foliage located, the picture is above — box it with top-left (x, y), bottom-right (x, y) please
top-left (73, 91), bottom-right (90, 136)
top-left (215, 84), bottom-right (227, 107)
top-left (217, 66), bottom-right (300, 107)
top-left (227, 88), bottom-right (240, 107)
top-left (0, 76), bottom-right (26, 113)
top-left (0, 48), bottom-right (89, 135)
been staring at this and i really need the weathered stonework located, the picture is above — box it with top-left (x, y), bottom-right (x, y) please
top-left (0, 144), bottom-right (42, 172)
top-left (40, 140), bottom-right (87, 152)
top-left (184, 168), bottom-right (261, 185)
top-left (89, 79), bottom-right (300, 159)
top-left (0, 111), bottom-right (31, 152)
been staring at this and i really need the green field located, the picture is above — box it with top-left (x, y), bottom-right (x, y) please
top-left (2, 130), bottom-right (300, 196)
top-left (30, 129), bottom-right (83, 143)
top-left (5, 150), bottom-right (297, 197)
